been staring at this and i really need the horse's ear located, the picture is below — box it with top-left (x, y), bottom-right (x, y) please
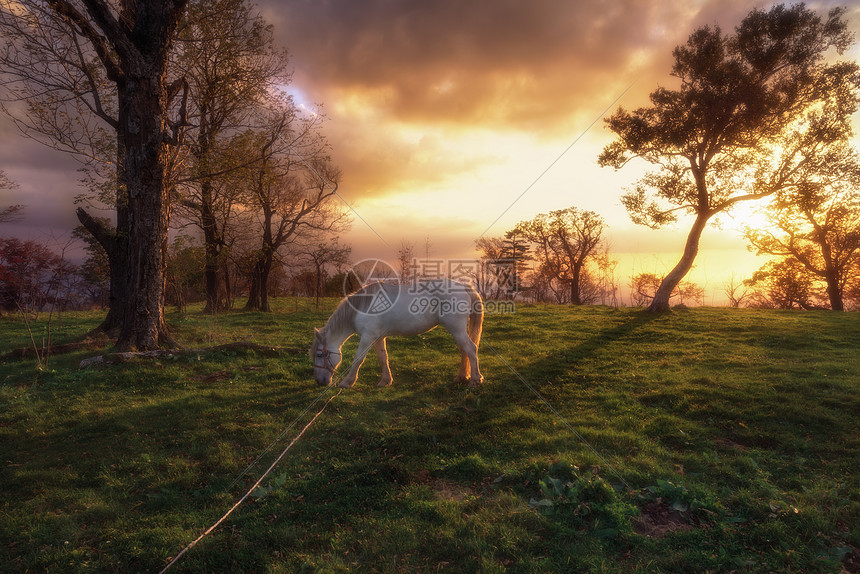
top-left (314, 327), bottom-right (320, 338)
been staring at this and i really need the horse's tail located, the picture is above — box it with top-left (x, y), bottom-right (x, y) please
top-left (467, 285), bottom-right (483, 349)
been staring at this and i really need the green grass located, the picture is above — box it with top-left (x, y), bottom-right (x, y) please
top-left (1, 300), bottom-right (858, 572)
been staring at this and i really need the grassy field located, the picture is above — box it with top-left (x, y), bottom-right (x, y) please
top-left (1, 301), bottom-right (858, 573)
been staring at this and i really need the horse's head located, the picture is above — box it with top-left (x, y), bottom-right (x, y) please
top-left (311, 327), bottom-right (342, 386)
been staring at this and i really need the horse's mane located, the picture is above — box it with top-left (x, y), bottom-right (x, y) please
top-left (322, 296), bottom-right (357, 337)
top-left (322, 282), bottom-right (394, 337)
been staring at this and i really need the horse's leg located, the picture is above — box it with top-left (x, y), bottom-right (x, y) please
top-left (339, 336), bottom-right (376, 388)
top-left (454, 351), bottom-right (470, 383)
top-left (450, 329), bottom-right (483, 387)
top-left (374, 338), bottom-right (393, 387)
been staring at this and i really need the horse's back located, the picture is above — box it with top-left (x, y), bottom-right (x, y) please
top-left (352, 279), bottom-right (475, 337)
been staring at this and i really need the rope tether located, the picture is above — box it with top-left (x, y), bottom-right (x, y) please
top-left (158, 386), bottom-right (343, 574)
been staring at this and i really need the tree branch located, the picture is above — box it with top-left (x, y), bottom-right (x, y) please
top-left (45, 0), bottom-right (126, 82)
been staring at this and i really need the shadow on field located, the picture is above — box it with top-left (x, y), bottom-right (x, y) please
top-left (563, 312), bottom-right (658, 363)
top-left (488, 311), bottom-right (658, 384)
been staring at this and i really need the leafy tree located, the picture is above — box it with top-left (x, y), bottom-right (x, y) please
top-left (475, 233), bottom-right (531, 299)
top-left (515, 207), bottom-right (606, 305)
top-left (744, 258), bottom-right (824, 309)
top-left (0, 237), bottom-right (61, 312)
top-left (1, 0), bottom-right (190, 350)
top-left (599, 4), bottom-right (853, 312)
top-left (500, 229), bottom-right (531, 296)
top-left (747, 189), bottom-right (860, 311)
top-left (744, 72), bottom-right (860, 311)
top-left (173, 0), bottom-right (291, 313)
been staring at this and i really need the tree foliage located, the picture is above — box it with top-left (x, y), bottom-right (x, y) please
top-left (515, 207), bottom-right (606, 305)
top-left (600, 3), bottom-right (854, 312)
top-left (744, 258), bottom-right (825, 309)
top-left (744, 69), bottom-right (860, 311)
top-left (173, 0), bottom-right (292, 313)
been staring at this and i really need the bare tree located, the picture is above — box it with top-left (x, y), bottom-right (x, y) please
top-left (0, 170), bottom-right (22, 223)
top-left (295, 235), bottom-right (351, 307)
top-left (516, 207), bottom-right (606, 305)
top-left (474, 237), bottom-right (506, 300)
top-left (73, 221), bottom-right (110, 307)
top-left (237, 105), bottom-right (345, 311)
top-left (724, 273), bottom-right (750, 308)
top-left (396, 240), bottom-right (415, 285)
top-left (600, 5), bottom-right (854, 312)
top-left (1, 0), bottom-right (190, 350)
top-left (630, 272), bottom-right (703, 308)
top-left (594, 247), bottom-right (620, 307)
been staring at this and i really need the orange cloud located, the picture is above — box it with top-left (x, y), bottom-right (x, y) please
top-left (262, 0), bottom-right (764, 205)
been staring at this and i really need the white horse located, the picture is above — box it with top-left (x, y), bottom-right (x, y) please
top-left (311, 279), bottom-right (484, 388)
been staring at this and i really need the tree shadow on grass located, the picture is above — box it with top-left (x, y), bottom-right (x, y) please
top-left (560, 311), bottom-right (659, 363)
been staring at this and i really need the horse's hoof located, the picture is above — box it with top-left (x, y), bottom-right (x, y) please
top-left (453, 375), bottom-right (468, 383)
top-left (467, 378), bottom-right (483, 388)
top-left (338, 380), bottom-right (354, 388)
top-left (377, 379), bottom-right (392, 387)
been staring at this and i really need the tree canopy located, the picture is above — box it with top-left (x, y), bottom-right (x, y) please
top-left (600, 3), bottom-right (855, 311)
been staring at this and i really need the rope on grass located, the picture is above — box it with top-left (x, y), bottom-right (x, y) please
top-left (227, 382), bottom-right (343, 492)
top-left (157, 386), bottom-right (343, 574)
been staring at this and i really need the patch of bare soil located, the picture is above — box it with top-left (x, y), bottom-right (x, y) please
top-left (634, 501), bottom-right (695, 538)
top-left (843, 548), bottom-right (860, 573)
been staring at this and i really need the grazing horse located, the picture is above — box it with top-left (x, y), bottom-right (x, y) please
top-left (311, 279), bottom-right (484, 388)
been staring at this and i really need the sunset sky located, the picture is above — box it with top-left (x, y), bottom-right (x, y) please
top-left (2, 0), bottom-right (859, 304)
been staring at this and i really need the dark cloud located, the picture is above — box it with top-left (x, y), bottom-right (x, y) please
top-left (257, 0), bottom-right (767, 203)
top-left (264, 0), bottom-right (757, 130)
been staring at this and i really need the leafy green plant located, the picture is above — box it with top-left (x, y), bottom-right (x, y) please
top-left (530, 468), bottom-right (637, 538)
top-left (644, 478), bottom-right (721, 516)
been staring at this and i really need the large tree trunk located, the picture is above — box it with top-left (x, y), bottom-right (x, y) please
top-left (259, 262), bottom-right (272, 312)
top-left (200, 181), bottom-right (226, 314)
top-left (245, 256), bottom-right (263, 311)
top-left (114, 71), bottom-right (175, 350)
top-left (819, 240), bottom-right (845, 311)
top-left (75, 132), bottom-right (131, 338)
top-left (570, 275), bottom-right (582, 305)
top-left (75, 207), bottom-right (128, 337)
top-left (647, 213), bottom-right (710, 313)
top-left (823, 270), bottom-right (844, 311)
top-left (570, 260), bottom-right (583, 305)
top-left (244, 255), bottom-right (272, 312)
